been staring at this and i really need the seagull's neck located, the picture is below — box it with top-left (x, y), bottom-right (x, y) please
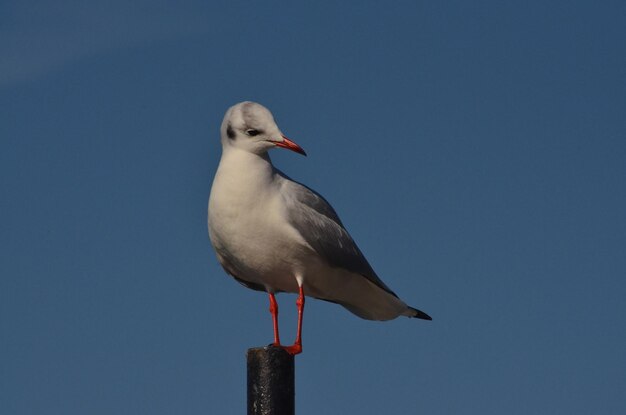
top-left (217, 147), bottom-right (277, 187)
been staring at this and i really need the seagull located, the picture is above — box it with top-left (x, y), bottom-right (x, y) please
top-left (208, 101), bottom-right (431, 355)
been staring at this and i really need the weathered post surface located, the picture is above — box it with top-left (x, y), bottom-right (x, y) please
top-left (247, 345), bottom-right (295, 415)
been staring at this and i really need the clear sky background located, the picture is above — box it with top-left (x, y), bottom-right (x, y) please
top-left (1, 1), bottom-right (625, 414)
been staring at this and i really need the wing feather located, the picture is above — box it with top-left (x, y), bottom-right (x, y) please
top-left (279, 174), bottom-right (397, 297)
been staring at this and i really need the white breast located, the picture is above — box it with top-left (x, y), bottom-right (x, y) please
top-left (208, 148), bottom-right (309, 292)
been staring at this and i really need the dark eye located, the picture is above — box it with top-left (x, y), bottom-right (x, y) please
top-left (245, 129), bottom-right (261, 137)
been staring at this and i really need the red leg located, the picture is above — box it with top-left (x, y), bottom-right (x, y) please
top-left (283, 286), bottom-right (305, 355)
top-left (268, 292), bottom-right (281, 346)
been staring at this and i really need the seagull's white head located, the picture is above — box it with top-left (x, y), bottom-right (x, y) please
top-left (220, 101), bottom-right (306, 156)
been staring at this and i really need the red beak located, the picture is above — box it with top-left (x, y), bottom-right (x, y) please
top-left (274, 135), bottom-right (307, 156)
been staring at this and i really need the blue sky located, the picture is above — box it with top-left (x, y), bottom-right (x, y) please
top-left (1, 1), bottom-right (625, 414)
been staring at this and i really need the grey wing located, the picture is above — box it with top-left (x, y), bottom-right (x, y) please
top-left (280, 176), bottom-right (398, 298)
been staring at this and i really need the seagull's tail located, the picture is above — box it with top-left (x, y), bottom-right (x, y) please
top-left (406, 306), bottom-right (432, 320)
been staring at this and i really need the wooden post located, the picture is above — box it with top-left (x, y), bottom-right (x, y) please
top-left (247, 345), bottom-right (295, 415)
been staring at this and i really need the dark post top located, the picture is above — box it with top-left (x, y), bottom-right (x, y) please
top-left (247, 346), bottom-right (295, 415)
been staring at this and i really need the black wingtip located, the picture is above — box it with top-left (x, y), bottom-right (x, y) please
top-left (410, 307), bottom-right (432, 321)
